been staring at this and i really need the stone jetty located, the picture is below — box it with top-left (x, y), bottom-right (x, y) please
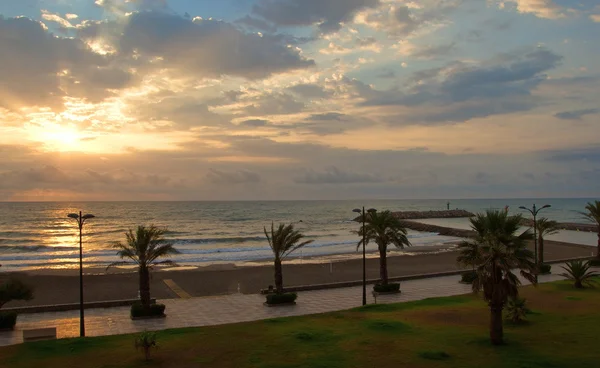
top-left (391, 209), bottom-right (474, 219)
top-left (398, 220), bottom-right (475, 238)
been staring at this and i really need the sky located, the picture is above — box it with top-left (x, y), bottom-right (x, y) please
top-left (0, 0), bottom-right (599, 201)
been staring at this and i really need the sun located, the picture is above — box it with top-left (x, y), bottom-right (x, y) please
top-left (32, 125), bottom-right (86, 152)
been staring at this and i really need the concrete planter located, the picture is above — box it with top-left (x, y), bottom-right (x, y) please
top-left (131, 314), bottom-right (166, 321)
top-left (263, 302), bottom-right (296, 307)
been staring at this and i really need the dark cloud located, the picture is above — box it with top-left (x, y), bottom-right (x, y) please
top-left (0, 16), bottom-right (132, 110)
top-left (294, 166), bottom-right (383, 184)
top-left (205, 169), bottom-right (261, 184)
top-left (240, 119), bottom-right (270, 127)
top-left (252, 0), bottom-right (380, 33)
top-left (554, 108), bottom-right (599, 120)
top-left (243, 92), bottom-right (305, 115)
top-left (545, 146), bottom-right (600, 162)
top-left (80, 11), bottom-right (315, 80)
top-left (287, 84), bottom-right (330, 99)
top-left (235, 15), bottom-right (277, 33)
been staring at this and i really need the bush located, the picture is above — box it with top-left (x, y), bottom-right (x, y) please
top-left (588, 258), bottom-right (600, 267)
top-left (373, 283), bottom-right (400, 293)
top-left (0, 311), bottom-right (17, 330)
top-left (539, 264), bottom-right (552, 274)
top-left (0, 278), bottom-right (33, 308)
top-left (131, 302), bottom-right (166, 318)
top-left (505, 297), bottom-right (530, 324)
top-left (460, 270), bottom-right (478, 284)
top-left (135, 331), bottom-right (157, 361)
top-left (265, 292), bottom-right (297, 305)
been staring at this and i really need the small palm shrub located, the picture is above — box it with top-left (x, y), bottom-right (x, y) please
top-left (505, 297), bottom-right (530, 324)
top-left (460, 270), bottom-right (477, 284)
top-left (0, 312), bottom-right (17, 330)
top-left (0, 278), bottom-right (34, 330)
top-left (589, 259), bottom-right (600, 267)
top-left (560, 260), bottom-right (598, 288)
top-left (135, 331), bottom-right (157, 361)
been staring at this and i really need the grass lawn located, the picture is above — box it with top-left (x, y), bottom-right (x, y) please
top-left (1, 279), bottom-right (599, 368)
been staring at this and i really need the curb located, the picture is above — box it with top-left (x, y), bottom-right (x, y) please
top-left (3, 298), bottom-right (156, 314)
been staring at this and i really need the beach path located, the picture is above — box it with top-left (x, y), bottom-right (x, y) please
top-left (0, 263), bottom-right (588, 347)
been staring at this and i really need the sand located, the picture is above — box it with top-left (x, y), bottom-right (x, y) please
top-left (0, 240), bottom-right (593, 308)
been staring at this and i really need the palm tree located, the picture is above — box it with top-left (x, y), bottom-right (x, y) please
top-left (536, 218), bottom-right (559, 265)
top-left (464, 210), bottom-right (536, 345)
top-left (357, 210), bottom-right (411, 286)
top-left (560, 260), bottom-right (598, 288)
top-left (108, 225), bottom-right (179, 309)
top-left (265, 223), bottom-right (313, 293)
top-left (580, 200), bottom-right (600, 258)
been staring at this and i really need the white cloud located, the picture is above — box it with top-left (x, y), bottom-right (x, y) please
top-left (497, 0), bottom-right (566, 19)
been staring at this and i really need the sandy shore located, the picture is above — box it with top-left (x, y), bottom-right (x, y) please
top-left (0, 240), bottom-right (593, 308)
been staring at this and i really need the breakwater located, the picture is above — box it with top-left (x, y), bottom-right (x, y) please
top-left (399, 220), bottom-right (475, 238)
top-left (391, 210), bottom-right (474, 219)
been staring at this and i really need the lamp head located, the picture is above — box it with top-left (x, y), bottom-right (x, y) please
top-left (82, 214), bottom-right (95, 220)
top-left (367, 208), bottom-right (377, 213)
top-left (67, 213), bottom-right (79, 219)
top-left (541, 205), bottom-right (551, 210)
top-left (518, 206), bottom-right (527, 210)
top-left (352, 208), bottom-right (362, 213)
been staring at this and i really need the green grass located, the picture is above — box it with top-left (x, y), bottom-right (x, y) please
top-left (1, 280), bottom-right (599, 368)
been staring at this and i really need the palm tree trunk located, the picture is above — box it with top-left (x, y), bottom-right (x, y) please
top-left (274, 258), bottom-right (284, 293)
top-left (596, 232), bottom-right (600, 258)
top-left (139, 265), bottom-right (151, 308)
top-left (379, 248), bottom-right (388, 285)
top-left (538, 235), bottom-right (544, 265)
top-left (489, 302), bottom-right (504, 345)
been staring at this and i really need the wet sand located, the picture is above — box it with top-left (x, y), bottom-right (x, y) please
top-left (0, 240), bottom-right (593, 308)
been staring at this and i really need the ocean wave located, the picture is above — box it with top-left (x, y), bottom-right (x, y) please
top-left (171, 236), bottom-right (265, 244)
top-left (0, 245), bottom-right (80, 253)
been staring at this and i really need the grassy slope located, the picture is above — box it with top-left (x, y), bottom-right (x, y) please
top-left (1, 279), bottom-right (599, 368)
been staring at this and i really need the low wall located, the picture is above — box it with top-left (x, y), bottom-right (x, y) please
top-left (3, 298), bottom-right (156, 314)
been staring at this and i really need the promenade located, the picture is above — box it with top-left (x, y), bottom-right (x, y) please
top-left (0, 266), bottom-right (572, 347)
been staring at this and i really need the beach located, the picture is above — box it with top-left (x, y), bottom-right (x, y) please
top-left (1, 239), bottom-right (593, 308)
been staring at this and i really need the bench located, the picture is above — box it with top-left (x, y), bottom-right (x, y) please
top-left (23, 327), bottom-right (57, 342)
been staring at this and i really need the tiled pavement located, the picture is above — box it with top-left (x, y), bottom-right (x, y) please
top-left (0, 266), bottom-right (571, 346)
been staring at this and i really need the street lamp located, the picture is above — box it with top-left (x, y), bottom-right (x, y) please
top-left (67, 211), bottom-right (95, 337)
top-left (518, 204), bottom-right (551, 283)
top-left (353, 207), bottom-right (376, 306)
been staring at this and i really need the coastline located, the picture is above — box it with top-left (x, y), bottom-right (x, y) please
top-left (0, 239), bottom-right (593, 308)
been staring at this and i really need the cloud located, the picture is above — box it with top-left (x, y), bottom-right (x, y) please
top-left (412, 42), bottom-right (456, 60)
top-left (294, 166), bottom-right (383, 184)
top-left (554, 108), bottom-right (599, 120)
top-left (205, 169), bottom-right (261, 184)
top-left (498, 0), bottom-right (567, 19)
top-left (287, 84), bottom-right (330, 99)
top-left (81, 11), bottom-right (315, 80)
top-left (235, 15), bottom-right (277, 33)
top-left (360, 47), bottom-right (563, 123)
top-left (252, 0), bottom-right (380, 33)
top-left (0, 16), bottom-right (132, 110)
top-left (243, 92), bottom-right (305, 115)
top-left (41, 10), bottom-right (75, 29)
top-left (240, 119), bottom-right (270, 127)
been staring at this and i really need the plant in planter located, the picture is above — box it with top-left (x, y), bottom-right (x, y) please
top-left (135, 331), bottom-right (157, 361)
top-left (356, 210), bottom-right (411, 293)
top-left (560, 260), bottom-right (598, 289)
top-left (0, 278), bottom-right (33, 330)
top-left (264, 223), bottom-right (312, 305)
top-left (538, 263), bottom-right (552, 275)
top-left (108, 225), bottom-right (178, 318)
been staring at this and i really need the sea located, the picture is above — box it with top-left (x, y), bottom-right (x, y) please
top-left (0, 199), bottom-right (597, 272)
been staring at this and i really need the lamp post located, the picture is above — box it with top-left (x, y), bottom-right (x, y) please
top-left (67, 211), bottom-right (95, 337)
top-left (518, 204), bottom-right (551, 283)
top-left (353, 207), bottom-right (376, 306)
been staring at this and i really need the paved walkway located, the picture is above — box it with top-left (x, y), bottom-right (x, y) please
top-left (0, 266), bottom-right (572, 347)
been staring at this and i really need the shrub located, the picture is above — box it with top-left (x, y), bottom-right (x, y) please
top-left (0, 311), bottom-right (17, 330)
top-left (135, 331), bottom-right (157, 361)
top-left (460, 270), bottom-right (477, 284)
top-left (505, 297), bottom-right (530, 324)
top-left (588, 258), bottom-right (600, 267)
top-left (265, 292), bottom-right (297, 305)
top-left (131, 302), bottom-right (166, 318)
top-left (560, 260), bottom-right (598, 289)
top-left (538, 264), bottom-right (552, 274)
top-left (373, 283), bottom-right (400, 293)
top-left (0, 278), bottom-right (33, 308)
